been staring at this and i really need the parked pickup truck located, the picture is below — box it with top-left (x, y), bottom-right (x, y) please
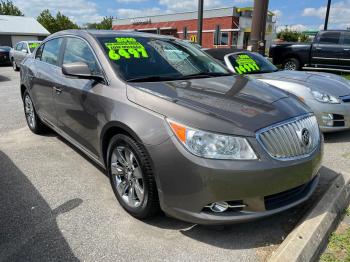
top-left (270, 30), bottom-right (350, 72)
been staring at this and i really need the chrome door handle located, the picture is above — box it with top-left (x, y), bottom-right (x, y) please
top-left (344, 49), bottom-right (350, 51)
top-left (316, 47), bottom-right (322, 50)
top-left (53, 86), bottom-right (62, 94)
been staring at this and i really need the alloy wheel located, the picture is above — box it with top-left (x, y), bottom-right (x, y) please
top-left (111, 146), bottom-right (145, 208)
top-left (284, 61), bottom-right (297, 70)
top-left (24, 95), bottom-right (36, 129)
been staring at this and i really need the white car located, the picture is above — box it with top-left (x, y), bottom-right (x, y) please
top-left (9, 41), bottom-right (41, 71)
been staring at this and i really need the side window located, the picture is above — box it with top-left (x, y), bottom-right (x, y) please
top-left (344, 33), bottom-right (350, 46)
top-left (41, 38), bottom-right (63, 66)
top-left (318, 32), bottom-right (341, 45)
top-left (63, 37), bottom-right (100, 74)
top-left (15, 43), bottom-right (23, 51)
top-left (22, 43), bottom-right (28, 52)
top-left (35, 44), bottom-right (44, 60)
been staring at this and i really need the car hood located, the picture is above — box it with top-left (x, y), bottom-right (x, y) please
top-left (254, 70), bottom-right (350, 96)
top-left (126, 75), bottom-right (310, 136)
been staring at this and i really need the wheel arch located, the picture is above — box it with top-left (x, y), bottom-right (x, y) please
top-left (100, 121), bottom-right (144, 167)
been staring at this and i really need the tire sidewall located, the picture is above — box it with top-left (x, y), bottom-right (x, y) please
top-left (283, 58), bottom-right (300, 71)
top-left (23, 91), bottom-right (39, 132)
top-left (107, 134), bottom-right (152, 217)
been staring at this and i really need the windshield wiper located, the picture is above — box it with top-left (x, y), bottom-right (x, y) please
top-left (127, 75), bottom-right (179, 82)
top-left (178, 72), bottom-right (232, 80)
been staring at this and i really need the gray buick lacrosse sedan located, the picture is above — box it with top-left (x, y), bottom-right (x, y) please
top-left (20, 30), bottom-right (323, 225)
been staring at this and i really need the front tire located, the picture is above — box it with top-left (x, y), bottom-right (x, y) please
top-left (107, 134), bottom-right (159, 219)
top-left (23, 91), bottom-right (47, 134)
top-left (283, 58), bottom-right (301, 71)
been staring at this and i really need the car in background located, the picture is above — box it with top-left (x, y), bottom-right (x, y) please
top-left (9, 41), bottom-right (41, 71)
top-left (20, 30), bottom-right (322, 225)
top-left (205, 48), bottom-right (350, 132)
top-left (0, 46), bottom-right (11, 65)
top-left (269, 30), bottom-right (350, 72)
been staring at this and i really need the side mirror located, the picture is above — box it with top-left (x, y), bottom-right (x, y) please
top-left (21, 49), bottom-right (28, 53)
top-left (62, 62), bottom-right (93, 78)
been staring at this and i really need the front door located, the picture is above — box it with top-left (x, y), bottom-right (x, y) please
top-left (311, 31), bottom-right (342, 67)
top-left (54, 37), bottom-right (104, 156)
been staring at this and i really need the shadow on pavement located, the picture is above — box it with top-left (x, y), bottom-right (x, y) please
top-left (145, 166), bottom-right (339, 251)
top-left (0, 150), bottom-right (81, 261)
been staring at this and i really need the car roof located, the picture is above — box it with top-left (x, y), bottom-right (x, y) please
top-left (48, 29), bottom-right (177, 41)
top-left (204, 48), bottom-right (246, 60)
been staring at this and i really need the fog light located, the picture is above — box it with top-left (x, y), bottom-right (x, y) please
top-left (321, 113), bottom-right (333, 127)
top-left (210, 202), bottom-right (229, 213)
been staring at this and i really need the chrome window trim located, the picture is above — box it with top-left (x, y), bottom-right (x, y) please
top-left (256, 113), bottom-right (321, 161)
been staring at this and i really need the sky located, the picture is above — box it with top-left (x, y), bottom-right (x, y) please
top-left (12, 0), bottom-right (350, 30)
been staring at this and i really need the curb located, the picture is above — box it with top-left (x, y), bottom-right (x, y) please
top-left (268, 172), bottom-right (350, 262)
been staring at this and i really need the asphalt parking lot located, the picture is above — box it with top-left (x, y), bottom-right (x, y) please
top-left (1, 65), bottom-right (350, 262)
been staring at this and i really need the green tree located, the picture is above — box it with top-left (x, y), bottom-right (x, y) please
top-left (277, 29), bottom-right (310, 43)
top-left (0, 0), bottom-right (24, 16)
top-left (37, 9), bottom-right (79, 33)
top-left (85, 16), bottom-right (113, 30)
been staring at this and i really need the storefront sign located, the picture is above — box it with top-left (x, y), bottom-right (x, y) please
top-left (131, 18), bottom-right (151, 25)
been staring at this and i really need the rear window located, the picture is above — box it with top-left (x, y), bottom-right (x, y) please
top-left (97, 36), bottom-right (229, 81)
top-left (227, 52), bottom-right (278, 74)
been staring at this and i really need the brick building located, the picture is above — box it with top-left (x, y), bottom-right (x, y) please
top-left (112, 7), bottom-right (276, 49)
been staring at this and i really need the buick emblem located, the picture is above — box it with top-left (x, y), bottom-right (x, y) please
top-left (300, 128), bottom-right (310, 146)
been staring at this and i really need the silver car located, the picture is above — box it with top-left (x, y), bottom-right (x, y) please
top-left (10, 41), bottom-right (41, 71)
top-left (206, 48), bottom-right (350, 132)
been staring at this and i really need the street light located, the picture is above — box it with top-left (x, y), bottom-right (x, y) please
top-left (324, 0), bottom-right (331, 30)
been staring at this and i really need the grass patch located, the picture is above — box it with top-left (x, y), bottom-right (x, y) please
top-left (320, 210), bottom-right (350, 262)
top-left (342, 74), bottom-right (350, 80)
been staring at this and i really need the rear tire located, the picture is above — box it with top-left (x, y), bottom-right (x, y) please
top-left (12, 59), bottom-right (19, 71)
top-left (107, 134), bottom-right (160, 219)
top-left (23, 90), bottom-right (47, 134)
top-left (283, 58), bottom-right (301, 71)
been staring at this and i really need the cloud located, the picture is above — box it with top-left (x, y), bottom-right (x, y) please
top-left (116, 0), bottom-right (146, 2)
top-left (276, 24), bottom-right (309, 32)
top-left (158, 0), bottom-right (223, 12)
top-left (302, 0), bottom-right (350, 29)
top-left (13, 0), bottom-right (103, 24)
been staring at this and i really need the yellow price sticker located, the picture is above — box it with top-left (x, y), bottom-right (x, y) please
top-left (105, 38), bottom-right (149, 61)
top-left (234, 54), bottom-right (260, 75)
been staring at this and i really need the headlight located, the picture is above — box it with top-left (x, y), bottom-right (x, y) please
top-left (311, 91), bottom-right (340, 104)
top-left (167, 120), bottom-right (257, 160)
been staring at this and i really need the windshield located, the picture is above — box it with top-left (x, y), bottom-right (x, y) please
top-left (28, 42), bottom-right (41, 53)
top-left (228, 52), bottom-right (278, 75)
top-left (97, 36), bottom-right (230, 81)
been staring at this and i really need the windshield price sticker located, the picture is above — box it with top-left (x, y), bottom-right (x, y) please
top-left (234, 54), bottom-right (260, 74)
top-left (105, 38), bottom-right (149, 61)
top-left (29, 43), bottom-right (40, 49)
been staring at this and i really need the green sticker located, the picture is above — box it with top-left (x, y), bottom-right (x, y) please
top-left (234, 54), bottom-right (260, 75)
top-left (29, 43), bottom-right (40, 49)
top-left (105, 38), bottom-right (149, 61)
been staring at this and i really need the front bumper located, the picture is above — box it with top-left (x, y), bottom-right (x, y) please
top-left (146, 134), bottom-right (323, 225)
top-left (306, 99), bottom-right (350, 132)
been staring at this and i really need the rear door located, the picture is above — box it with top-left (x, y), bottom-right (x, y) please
top-left (30, 38), bottom-right (64, 126)
top-left (54, 36), bottom-right (105, 156)
top-left (340, 31), bottom-right (350, 68)
top-left (311, 31), bottom-right (342, 67)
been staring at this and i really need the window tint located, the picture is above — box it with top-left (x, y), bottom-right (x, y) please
top-left (63, 37), bottom-right (100, 74)
top-left (21, 43), bottom-right (28, 52)
top-left (15, 43), bottom-right (22, 51)
top-left (40, 38), bottom-right (63, 66)
top-left (344, 33), bottom-right (350, 45)
top-left (319, 32), bottom-right (340, 44)
top-left (220, 32), bottom-right (229, 45)
top-left (35, 44), bottom-right (44, 60)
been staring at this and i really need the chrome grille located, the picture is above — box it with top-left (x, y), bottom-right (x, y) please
top-left (257, 115), bottom-right (320, 160)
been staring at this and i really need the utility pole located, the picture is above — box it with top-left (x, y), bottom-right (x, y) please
top-left (249, 0), bottom-right (269, 54)
top-left (197, 0), bottom-right (204, 45)
top-left (324, 0), bottom-right (331, 30)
